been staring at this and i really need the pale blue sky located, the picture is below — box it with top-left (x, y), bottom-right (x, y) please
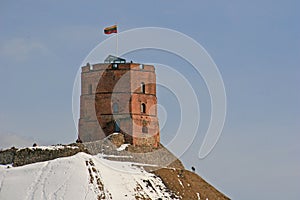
top-left (0, 0), bottom-right (299, 199)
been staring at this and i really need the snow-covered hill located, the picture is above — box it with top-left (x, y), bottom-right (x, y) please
top-left (0, 152), bottom-right (178, 200)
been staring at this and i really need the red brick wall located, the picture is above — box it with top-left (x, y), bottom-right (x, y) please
top-left (79, 62), bottom-right (160, 147)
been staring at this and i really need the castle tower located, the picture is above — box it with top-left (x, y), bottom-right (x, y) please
top-left (78, 55), bottom-right (160, 147)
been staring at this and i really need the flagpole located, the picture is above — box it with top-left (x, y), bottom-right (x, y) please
top-left (116, 24), bottom-right (118, 57)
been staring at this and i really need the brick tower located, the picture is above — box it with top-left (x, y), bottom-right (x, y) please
top-left (78, 55), bottom-right (160, 147)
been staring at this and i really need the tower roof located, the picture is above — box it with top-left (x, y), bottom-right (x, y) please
top-left (104, 55), bottom-right (126, 63)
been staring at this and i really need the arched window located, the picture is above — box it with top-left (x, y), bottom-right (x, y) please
top-left (139, 64), bottom-right (144, 69)
top-left (88, 84), bottom-right (92, 95)
top-left (141, 103), bottom-right (146, 113)
top-left (113, 103), bottom-right (119, 113)
top-left (141, 82), bottom-right (145, 94)
top-left (142, 126), bottom-right (148, 133)
top-left (114, 121), bottom-right (120, 132)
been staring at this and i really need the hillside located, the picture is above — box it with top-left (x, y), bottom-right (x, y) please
top-left (0, 140), bottom-right (230, 199)
top-left (0, 152), bottom-right (179, 199)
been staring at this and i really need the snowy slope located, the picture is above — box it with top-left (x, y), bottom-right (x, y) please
top-left (0, 152), bottom-right (178, 200)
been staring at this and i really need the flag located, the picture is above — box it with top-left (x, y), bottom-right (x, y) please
top-left (104, 25), bottom-right (117, 34)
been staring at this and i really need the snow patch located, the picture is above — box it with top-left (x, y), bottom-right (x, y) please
top-left (197, 192), bottom-right (201, 199)
top-left (0, 152), bottom-right (179, 200)
top-left (116, 144), bottom-right (130, 151)
top-left (17, 145), bottom-right (79, 151)
top-left (100, 154), bottom-right (133, 158)
top-left (178, 178), bottom-right (184, 188)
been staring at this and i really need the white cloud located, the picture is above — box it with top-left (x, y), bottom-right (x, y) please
top-left (0, 38), bottom-right (50, 62)
top-left (52, 25), bottom-right (101, 45)
top-left (0, 132), bottom-right (35, 150)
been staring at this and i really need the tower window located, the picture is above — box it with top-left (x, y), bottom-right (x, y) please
top-left (142, 126), bottom-right (148, 133)
top-left (113, 103), bottom-right (119, 113)
top-left (141, 82), bottom-right (145, 94)
top-left (88, 84), bottom-right (92, 95)
top-left (141, 103), bottom-right (146, 113)
top-left (112, 63), bottom-right (118, 69)
top-left (114, 121), bottom-right (120, 132)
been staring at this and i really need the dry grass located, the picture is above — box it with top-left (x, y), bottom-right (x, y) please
top-left (153, 168), bottom-right (230, 200)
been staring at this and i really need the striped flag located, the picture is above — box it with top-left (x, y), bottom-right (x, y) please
top-left (104, 25), bottom-right (117, 34)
